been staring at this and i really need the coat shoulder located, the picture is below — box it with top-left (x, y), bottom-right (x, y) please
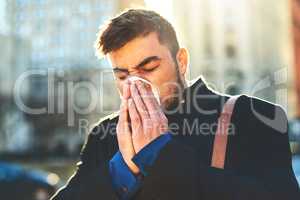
top-left (234, 94), bottom-right (288, 136)
top-left (232, 94), bottom-right (288, 150)
top-left (237, 94), bottom-right (285, 114)
top-left (89, 112), bottom-right (119, 135)
top-left (79, 112), bottom-right (119, 165)
top-left (227, 95), bottom-right (293, 174)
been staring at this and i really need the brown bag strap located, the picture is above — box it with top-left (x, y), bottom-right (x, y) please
top-left (211, 95), bottom-right (241, 169)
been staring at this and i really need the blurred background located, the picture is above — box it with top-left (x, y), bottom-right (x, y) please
top-left (0, 0), bottom-right (300, 199)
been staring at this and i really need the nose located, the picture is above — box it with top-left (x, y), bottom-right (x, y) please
top-left (126, 69), bottom-right (147, 81)
top-left (128, 69), bottom-right (141, 77)
top-left (127, 74), bottom-right (150, 84)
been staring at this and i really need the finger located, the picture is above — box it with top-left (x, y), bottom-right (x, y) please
top-left (119, 98), bottom-right (130, 132)
top-left (135, 80), bottom-right (161, 119)
top-left (130, 82), bottom-right (150, 120)
top-left (122, 79), bottom-right (131, 100)
top-left (117, 98), bottom-right (132, 147)
top-left (117, 99), bottom-right (141, 174)
top-left (128, 98), bottom-right (143, 137)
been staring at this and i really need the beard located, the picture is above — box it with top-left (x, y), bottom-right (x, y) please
top-left (161, 62), bottom-right (186, 114)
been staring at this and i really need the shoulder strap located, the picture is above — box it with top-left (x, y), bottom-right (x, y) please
top-left (211, 95), bottom-right (241, 169)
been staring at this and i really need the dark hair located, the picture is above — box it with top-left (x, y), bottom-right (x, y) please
top-left (95, 9), bottom-right (180, 59)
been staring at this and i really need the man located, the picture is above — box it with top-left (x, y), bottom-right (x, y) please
top-left (51, 9), bottom-right (300, 200)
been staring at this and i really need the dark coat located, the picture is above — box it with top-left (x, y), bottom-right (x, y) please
top-left (51, 76), bottom-right (300, 200)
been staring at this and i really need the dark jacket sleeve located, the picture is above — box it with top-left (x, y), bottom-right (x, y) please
top-left (134, 95), bottom-right (300, 200)
top-left (50, 120), bottom-right (119, 200)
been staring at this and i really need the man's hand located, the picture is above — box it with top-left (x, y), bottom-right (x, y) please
top-left (116, 79), bottom-right (168, 174)
top-left (116, 80), bottom-right (140, 174)
top-left (129, 80), bottom-right (168, 153)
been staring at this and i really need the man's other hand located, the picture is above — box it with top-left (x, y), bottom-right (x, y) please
top-left (129, 80), bottom-right (168, 153)
top-left (116, 80), bottom-right (140, 174)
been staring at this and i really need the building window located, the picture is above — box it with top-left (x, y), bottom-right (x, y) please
top-left (16, 0), bottom-right (28, 7)
top-left (225, 44), bottom-right (236, 58)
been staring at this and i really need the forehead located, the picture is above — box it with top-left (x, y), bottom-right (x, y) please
top-left (108, 32), bottom-right (171, 68)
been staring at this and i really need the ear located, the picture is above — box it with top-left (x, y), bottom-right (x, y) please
top-left (176, 48), bottom-right (189, 77)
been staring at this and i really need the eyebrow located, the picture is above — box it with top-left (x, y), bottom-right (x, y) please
top-left (136, 56), bottom-right (161, 68)
top-left (112, 56), bottom-right (161, 73)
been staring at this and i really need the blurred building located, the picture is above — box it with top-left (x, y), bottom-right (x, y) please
top-left (119, 0), bottom-right (145, 10)
top-left (0, 0), bottom-right (8, 33)
top-left (289, 0), bottom-right (300, 146)
top-left (1, 0), bottom-right (295, 155)
top-left (292, 0), bottom-right (300, 117)
top-left (0, 33), bottom-right (32, 153)
top-left (0, 0), bottom-right (146, 156)
top-left (0, 34), bottom-right (31, 98)
top-left (168, 0), bottom-right (293, 113)
top-left (6, 0), bottom-right (119, 69)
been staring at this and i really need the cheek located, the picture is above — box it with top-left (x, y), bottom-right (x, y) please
top-left (151, 61), bottom-right (177, 83)
top-left (160, 62), bottom-right (178, 83)
top-left (152, 66), bottom-right (179, 97)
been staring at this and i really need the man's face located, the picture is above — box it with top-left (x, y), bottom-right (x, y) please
top-left (108, 32), bottom-right (185, 110)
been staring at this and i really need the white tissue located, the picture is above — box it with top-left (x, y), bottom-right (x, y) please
top-left (128, 76), bottom-right (160, 105)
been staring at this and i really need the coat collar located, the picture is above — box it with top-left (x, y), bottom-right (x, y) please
top-left (183, 75), bottom-right (216, 101)
top-left (165, 75), bottom-right (224, 118)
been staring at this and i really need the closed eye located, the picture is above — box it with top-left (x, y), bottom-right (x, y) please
top-left (142, 65), bottom-right (159, 72)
